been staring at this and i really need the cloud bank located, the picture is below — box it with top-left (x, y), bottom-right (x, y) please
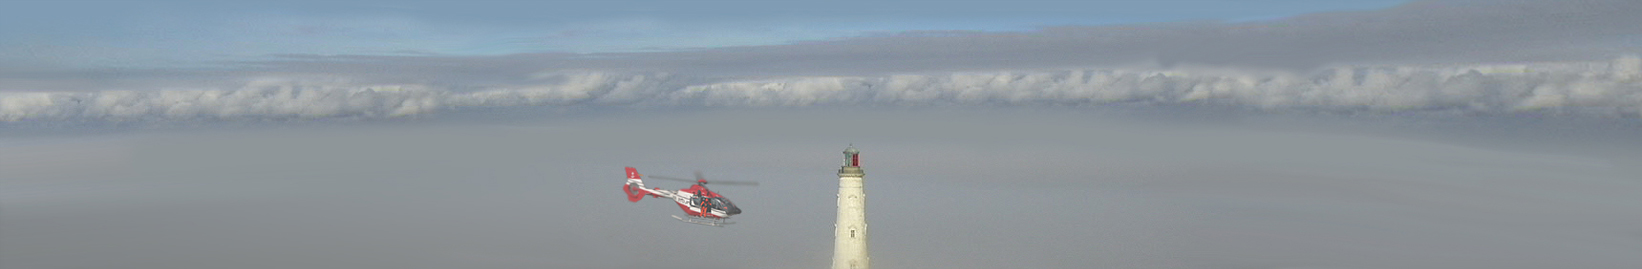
top-left (4, 56), bottom-right (1641, 122)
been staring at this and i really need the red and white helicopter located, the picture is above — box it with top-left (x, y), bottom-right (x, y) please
top-left (623, 167), bottom-right (753, 227)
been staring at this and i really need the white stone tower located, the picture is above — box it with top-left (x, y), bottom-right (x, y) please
top-left (832, 145), bottom-right (869, 269)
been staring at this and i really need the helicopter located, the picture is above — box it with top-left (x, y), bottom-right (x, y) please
top-left (622, 167), bottom-right (754, 227)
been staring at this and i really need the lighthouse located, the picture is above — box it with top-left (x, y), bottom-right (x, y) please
top-left (832, 145), bottom-right (869, 269)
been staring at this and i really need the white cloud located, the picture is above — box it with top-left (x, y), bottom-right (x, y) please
top-left (4, 56), bottom-right (1642, 122)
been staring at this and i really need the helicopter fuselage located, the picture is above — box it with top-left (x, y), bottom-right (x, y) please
top-left (624, 167), bottom-right (742, 219)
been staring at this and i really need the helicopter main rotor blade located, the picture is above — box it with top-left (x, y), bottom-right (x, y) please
top-left (707, 180), bottom-right (759, 186)
top-left (691, 170), bottom-right (759, 185)
top-left (646, 175), bottom-right (698, 183)
top-left (650, 171), bottom-right (759, 186)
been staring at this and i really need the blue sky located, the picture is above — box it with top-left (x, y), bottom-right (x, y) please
top-left (1, 0), bottom-right (1410, 69)
top-left (7, 0), bottom-right (1642, 121)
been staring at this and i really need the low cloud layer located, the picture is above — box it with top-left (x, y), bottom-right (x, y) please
top-left (4, 56), bottom-right (1641, 122)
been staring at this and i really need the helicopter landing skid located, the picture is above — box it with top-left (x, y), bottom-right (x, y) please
top-left (672, 215), bottom-right (732, 227)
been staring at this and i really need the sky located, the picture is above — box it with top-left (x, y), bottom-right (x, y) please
top-left (0, 0), bottom-right (1410, 69)
top-left (5, 0), bottom-right (1642, 268)
top-left (5, 0), bottom-right (1642, 120)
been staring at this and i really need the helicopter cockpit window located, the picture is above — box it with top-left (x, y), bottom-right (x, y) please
top-left (709, 198), bottom-right (733, 210)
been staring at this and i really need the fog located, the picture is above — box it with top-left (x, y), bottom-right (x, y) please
top-left (6, 0), bottom-right (1642, 268)
top-left (4, 108), bottom-right (1640, 269)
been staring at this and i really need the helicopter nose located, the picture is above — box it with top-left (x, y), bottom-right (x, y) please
top-left (727, 206), bottom-right (741, 215)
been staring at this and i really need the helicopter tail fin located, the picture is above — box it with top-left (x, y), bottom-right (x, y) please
top-left (626, 167), bottom-right (643, 181)
top-left (624, 167), bottom-right (646, 202)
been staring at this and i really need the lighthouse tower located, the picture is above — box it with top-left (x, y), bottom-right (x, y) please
top-left (832, 145), bottom-right (869, 269)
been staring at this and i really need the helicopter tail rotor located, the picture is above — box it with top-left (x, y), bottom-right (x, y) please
top-left (623, 184), bottom-right (646, 202)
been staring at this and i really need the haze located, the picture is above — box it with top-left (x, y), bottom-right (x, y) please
top-left (4, 1), bottom-right (1642, 268)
